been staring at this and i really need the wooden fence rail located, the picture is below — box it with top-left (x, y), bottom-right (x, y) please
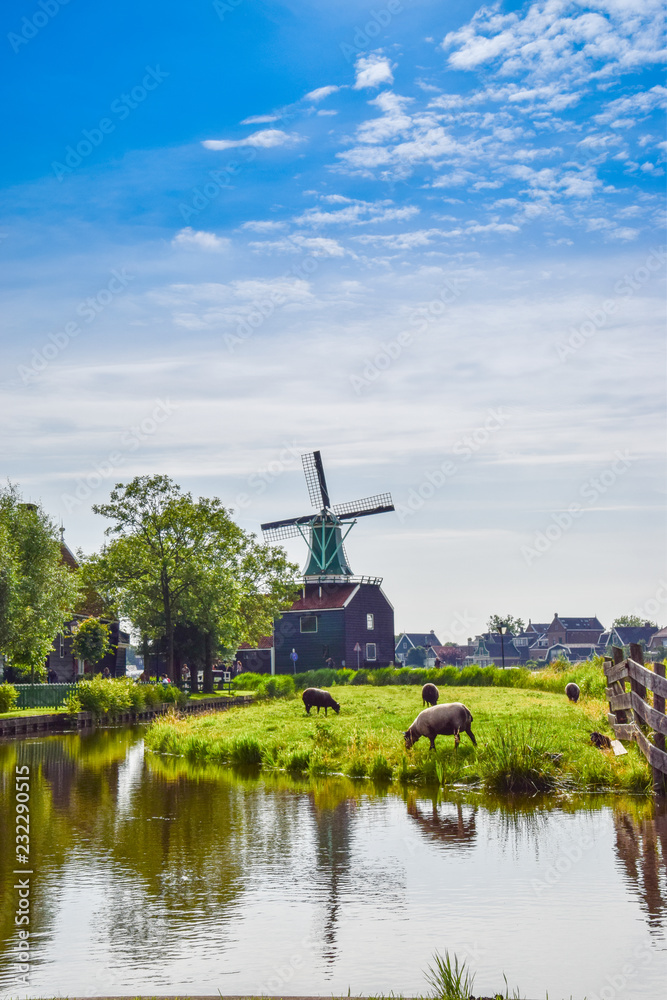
top-left (604, 644), bottom-right (667, 796)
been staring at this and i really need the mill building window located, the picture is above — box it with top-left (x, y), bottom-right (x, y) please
top-left (300, 615), bottom-right (318, 633)
top-left (366, 643), bottom-right (377, 661)
top-left (366, 614), bottom-right (374, 630)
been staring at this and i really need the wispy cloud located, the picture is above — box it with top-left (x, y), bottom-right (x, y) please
top-left (172, 228), bottom-right (230, 252)
top-left (202, 129), bottom-right (303, 151)
top-left (305, 85), bottom-right (340, 102)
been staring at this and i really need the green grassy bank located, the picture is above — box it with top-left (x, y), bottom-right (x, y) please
top-left (145, 684), bottom-right (651, 793)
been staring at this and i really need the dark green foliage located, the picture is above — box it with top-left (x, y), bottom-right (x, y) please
top-left (70, 676), bottom-right (186, 717)
top-left (405, 645), bottom-right (426, 666)
top-left (350, 668), bottom-right (370, 685)
top-left (479, 725), bottom-right (559, 794)
top-left (0, 683), bottom-right (18, 713)
top-left (71, 617), bottom-right (112, 666)
top-left (369, 754), bottom-right (393, 782)
top-left (286, 749), bottom-right (311, 772)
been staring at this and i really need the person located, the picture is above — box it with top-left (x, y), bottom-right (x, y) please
top-left (325, 656), bottom-right (335, 670)
top-left (47, 667), bottom-right (58, 684)
top-left (138, 670), bottom-right (148, 683)
top-left (160, 672), bottom-right (171, 685)
top-left (102, 666), bottom-right (111, 679)
top-left (235, 659), bottom-right (243, 676)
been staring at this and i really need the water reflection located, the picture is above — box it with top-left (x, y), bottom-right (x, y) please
top-left (613, 801), bottom-right (667, 935)
top-left (0, 731), bottom-right (666, 998)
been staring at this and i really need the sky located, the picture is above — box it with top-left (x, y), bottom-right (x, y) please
top-left (0, 0), bottom-right (665, 642)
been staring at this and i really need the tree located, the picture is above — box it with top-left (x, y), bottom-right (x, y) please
top-left (612, 615), bottom-right (657, 628)
top-left (71, 618), bottom-right (113, 669)
top-left (88, 475), bottom-right (298, 685)
top-left (0, 484), bottom-right (79, 681)
top-left (405, 646), bottom-right (426, 667)
top-left (487, 614), bottom-right (525, 635)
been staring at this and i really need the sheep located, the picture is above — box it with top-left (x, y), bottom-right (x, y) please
top-left (565, 682), bottom-right (580, 703)
top-left (404, 702), bottom-right (477, 751)
top-left (302, 687), bottom-right (340, 716)
top-left (421, 682), bottom-right (439, 707)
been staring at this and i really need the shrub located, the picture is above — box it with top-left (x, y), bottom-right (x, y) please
top-left (350, 669), bottom-right (370, 685)
top-left (261, 675), bottom-right (295, 699)
top-left (157, 684), bottom-right (186, 707)
top-left (0, 683), bottom-right (19, 713)
top-left (335, 668), bottom-right (355, 685)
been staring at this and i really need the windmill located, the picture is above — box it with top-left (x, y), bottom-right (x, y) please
top-left (261, 451), bottom-right (394, 579)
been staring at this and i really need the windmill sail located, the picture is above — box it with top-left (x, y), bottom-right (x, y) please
top-left (260, 451), bottom-right (393, 578)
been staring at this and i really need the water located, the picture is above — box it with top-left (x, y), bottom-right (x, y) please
top-left (0, 728), bottom-right (665, 999)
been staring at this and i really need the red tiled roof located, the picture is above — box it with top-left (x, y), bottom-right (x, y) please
top-left (238, 635), bottom-right (274, 650)
top-left (286, 583), bottom-right (358, 612)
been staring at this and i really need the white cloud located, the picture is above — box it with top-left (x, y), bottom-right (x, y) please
top-left (240, 220), bottom-right (287, 233)
top-left (202, 129), bottom-right (302, 151)
top-left (595, 85), bottom-right (667, 124)
top-left (249, 235), bottom-right (346, 257)
top-left (241, 114), bottom-right (279, 125)
top-left (294, 199), bottom-right (420, 227)
top-left (305, 85), bottom-right (340, 102)
top-left (353, 53), bottom-right (394, 90)
top-left (171, 228), bottom-right (230, 252)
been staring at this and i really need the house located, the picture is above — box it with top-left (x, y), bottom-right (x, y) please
top-left (395, 630), bottom-right (441, 664)
top-left (648, 627), bottom-right (667, 653)
top-left (545, 614), bottom-right (605, 647)
top-left (605, 624), bottom-right (659, 652)
top-left (425, 644), bottom-right (466, 667)
top-left (46, 538), bottom-right (129, 682)
top-left (241, 580), bottom-right (395, 674)
top-left (464, 633), bottom-right (522, 668)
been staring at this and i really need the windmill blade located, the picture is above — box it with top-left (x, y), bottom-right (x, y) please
top-left (302, 450), bottom-right (330, 509)
top-left (260, 521), bottom-right (304, 543)
top-left (332, 493), bottom-right (394, 520)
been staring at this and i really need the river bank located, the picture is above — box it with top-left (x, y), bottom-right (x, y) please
top-left (145, 684), bottom-right (651, 792)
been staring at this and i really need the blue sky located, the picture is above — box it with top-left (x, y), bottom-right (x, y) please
top-left (1, 0), bottom-right (665, 640)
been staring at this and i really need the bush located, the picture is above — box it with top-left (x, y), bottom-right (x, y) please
top-left (369, 753), bottom-right (393, 782)
top-left (69, 676), bottom-right (185, 717)
top-left (479, 724), bottom-right (559, 794)
top-left (260, 675), bottom-right (295, 699)
top-left (286, 749), bottom-right (311, 772)
top-left (0, 683), bottom-right (19, 713)
top-left (336, 668), bottom-right (355, 685)
top-left (350, 669), bottom-right (370, 685)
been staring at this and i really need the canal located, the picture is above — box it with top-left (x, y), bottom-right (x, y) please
top-left (0, 728), bottom-right (665, 998)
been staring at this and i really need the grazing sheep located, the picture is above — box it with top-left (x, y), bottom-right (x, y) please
top-left (302, 687), bottom-right (340, 716)
top-left (590, 731), bottom-right (612, 750)
top-left (565, 682), bottom-right (580, 703)
top-left (404, 703), bottom-right (477, 751)
top-left (421, 682), bottom-right (439, 707)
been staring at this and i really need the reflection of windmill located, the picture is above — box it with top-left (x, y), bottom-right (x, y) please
top-left (261, 451), bottom-right (394, 579)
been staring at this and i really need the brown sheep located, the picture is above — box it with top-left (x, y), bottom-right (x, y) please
top-left (302, 687), bottom-right (340, 716)
top-left (421, 682), bottom-right (439, 707)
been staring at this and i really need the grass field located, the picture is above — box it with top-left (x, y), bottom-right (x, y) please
top-left (145, 684), bottom-right (651, 793)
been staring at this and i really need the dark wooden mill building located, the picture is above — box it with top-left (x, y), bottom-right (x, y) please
top-left (238, 451), bottom-right (395, 673)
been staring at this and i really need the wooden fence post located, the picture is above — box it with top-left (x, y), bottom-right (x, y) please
top-left (611, 646), bottom-right (631, 724)
top-left (654, 659), bottom-right (667, 797)
top-left (629, 643), bottom-right (648, 727)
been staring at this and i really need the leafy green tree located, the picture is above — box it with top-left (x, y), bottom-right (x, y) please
top-left (0, 484), bottom-right (79, 681)
top-left (612, 615), bottom-right (657, 628)
top-left (71, 617), bottom-right (113, 669)
top-left (487, 614), bottom-right (525, 635)
top-left (405, 646), bottom-right (426, 667)
top-left (88, 475), bottom-right (298, 685)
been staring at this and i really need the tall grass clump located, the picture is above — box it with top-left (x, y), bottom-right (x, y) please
top-left (479, 724), bottom-right (559, 794)
top-left (0, 683), bottom-right (19, 713)
top-left (229, 735), bottom-right (262, 765)
top-left (425, 950), bottom-right (476, 1000)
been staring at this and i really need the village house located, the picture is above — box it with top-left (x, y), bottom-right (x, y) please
top-left (394, 630), bottom-right (441, 664)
